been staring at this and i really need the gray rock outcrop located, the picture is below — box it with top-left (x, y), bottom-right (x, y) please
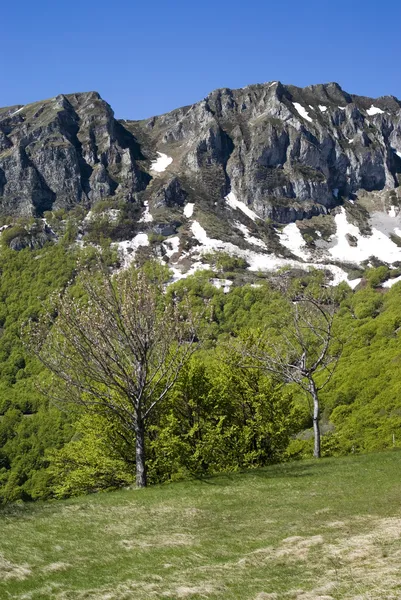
top-left (0, 92), bottom-right (150, 217)
top-left (1, 81), bottom-right (400, 227)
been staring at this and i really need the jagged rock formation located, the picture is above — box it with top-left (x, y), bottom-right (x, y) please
top-left (0, 92), bottom-right (150, 217)
top-left (1, 82), bottom-right (400, 222)
top-left (1, 81), bottom-right (401, 287)
top-left (128, 82), bottom-right (401, 222)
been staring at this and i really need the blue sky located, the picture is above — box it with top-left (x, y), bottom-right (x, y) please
top-left (2, 0), bottom-right (401, 119)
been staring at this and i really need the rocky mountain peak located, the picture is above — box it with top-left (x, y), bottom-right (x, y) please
top-left (0, 82), bottom-right (401, 288)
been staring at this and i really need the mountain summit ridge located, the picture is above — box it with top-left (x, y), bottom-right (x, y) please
top-left (1, 81), bottom-right (401, 287)
top-left (1, 81), bottom-right (400, 220)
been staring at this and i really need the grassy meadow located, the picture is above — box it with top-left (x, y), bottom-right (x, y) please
top-left (1, 451), bottom-right (401, 599)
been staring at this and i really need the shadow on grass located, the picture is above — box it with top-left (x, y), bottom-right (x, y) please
top-left (192, 459), bottom-right (325, 486)
top-left (2, 451), bottom-right (399, 516)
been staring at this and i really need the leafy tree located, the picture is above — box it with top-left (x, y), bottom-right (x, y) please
top-left (147, 349), bottom-right (295, 482)
top-left (47, 413), bottom-right (134, 498)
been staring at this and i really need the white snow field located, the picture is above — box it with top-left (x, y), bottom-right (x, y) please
top-left (150, 152), bottom-right (173, 173)
top-left (235, 222), bottom-right (267, 249)
top-left (210, 278), bottom-right (233, 293)
top-left (366, 105), bottom-right (384, 116)
top-left (277, 223), bottom-right (310, 261)
top-left (115, 233), bottom-right (149, 268)
top-left (169, 261), bottom-right (211, 283)
top-left (11, 106), bottom-right (25, 116)
top-left (225, 192), bottom-right (260, 221)
top-left (139, 201), bottom-right (153, 223)
top-left (292, 102), bottom-right (313, 123)
top-left (189, 221), bottom-right (353, 287)
top-left (112, 197), bottom-right (401, 291)
top-left (318, 105), bottom-right (328, 112)
top-left (162, 236), bottom-right (180, 258)
top-left (183, 203), bottom-right (195, 218)
top-left (382, 275), bottom-right (401, 288)
top-left (328, 209), bottom-right (401, 264)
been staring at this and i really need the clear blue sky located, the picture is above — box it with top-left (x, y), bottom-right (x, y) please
top-left (2, 0), bottom-right (401, 119)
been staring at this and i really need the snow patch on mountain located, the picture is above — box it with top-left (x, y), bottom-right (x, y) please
top-left (235, 222), bottom-right (267, 249)
top-left (367, 105), bottom-right (384, 116)
top-left (139, 201), bottom-right (153, 223)
top-left (328, 209), bottom-right (401, 263)
top-left (191, 221), bottom-right (213, 246)
top-left (210, 278), bottom-right (233, 293)
top-left (11, 106), bottom-right (25, 116)
top-left (348, 278), bottom-right (362, 290)
top-left (115, 233), bottom-right (149, 267)
top-left (277, 223), bottom-right (310, 260)
top-left (382, 275), bottom-right (401, 288)
top-left (183, 203), bottom-right (194, 218)
top-left (292, 102), bottom-right (313, 123)
top-left (169, 261), bottom-right (211, 283)
top-left (163, 236), bottom-right (180, 258)
top-left (319, 105), bottom-right (327, 112)
top-left (225, 192), bottom-right (260, 221)
top-left (189, 220), bottom-right (353, 287)
top-left (150, 152), bottom-right (173, 173)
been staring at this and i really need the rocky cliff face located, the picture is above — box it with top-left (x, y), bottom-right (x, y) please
top-left (0, 92), bottom-right (150, 217)
top-left (127, 81), bottom-right (401, 223)
top-left (1, 81), bottom-right (401, 287)
top-left (1, 82), bottom-right (400, 222)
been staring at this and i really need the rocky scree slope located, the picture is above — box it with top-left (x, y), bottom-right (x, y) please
top-left (1, 82), bottom-right (401, 285)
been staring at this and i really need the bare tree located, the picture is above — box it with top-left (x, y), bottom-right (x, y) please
top-left (25, 262), bottom-right (201, 487)
top-left (242, 295), bottom-right (341, 458)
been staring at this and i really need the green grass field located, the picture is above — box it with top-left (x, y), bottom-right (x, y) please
top-left (1, 451), bottom-right (401, 599)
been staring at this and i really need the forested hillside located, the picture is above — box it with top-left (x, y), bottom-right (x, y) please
top-left (1, 223), bottom-right (401, 503)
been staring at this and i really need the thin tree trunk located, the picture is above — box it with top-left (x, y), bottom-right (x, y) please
top-left (309, 378), bottom-right (321, 459)
top-left (135, 417), bottom-right (147, 488)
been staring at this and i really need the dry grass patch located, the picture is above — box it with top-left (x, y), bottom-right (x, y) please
top-left (0, 554), bottom-right (31, 581)
top-left (163, 583), bottom-right (219, 597)
top-left (42, 562), bottom-right (72, 573)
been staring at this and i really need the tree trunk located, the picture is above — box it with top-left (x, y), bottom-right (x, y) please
top-left (309, 378), bottom-right (321, 459)
top-left (135, 417), bottom-right (147, 488)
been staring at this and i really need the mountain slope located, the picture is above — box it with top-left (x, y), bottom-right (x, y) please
top-left (1, 82), bottom-right (401, 286)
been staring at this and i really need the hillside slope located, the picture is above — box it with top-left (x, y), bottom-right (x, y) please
top-left (1, 451), bottom-right (401, 599)
top-left (1, 82), bottom-right (401, 285)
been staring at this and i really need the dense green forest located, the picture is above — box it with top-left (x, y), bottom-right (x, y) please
top-left (1, 227), bottom-right (401, 503)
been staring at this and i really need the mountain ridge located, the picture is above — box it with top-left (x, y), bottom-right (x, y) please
top-left (1, 81), bottom-right (401, 288)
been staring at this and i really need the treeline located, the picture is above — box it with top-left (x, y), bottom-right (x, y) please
top-left (1, 240), bottom-right (401, 502)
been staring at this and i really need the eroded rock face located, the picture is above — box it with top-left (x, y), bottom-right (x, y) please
top-left (128, 81), bottom-right (401, 223)
top-left (0, 92), bottom-right (150, 217)
top-left (0, 82), bottom-right (400, 225)
top-left (154, 177), bottom-right (188, 209)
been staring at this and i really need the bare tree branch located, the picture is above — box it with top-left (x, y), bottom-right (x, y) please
top-left (236, 293), bottom-right (342, 458)
top-left (23, 260), bottom-right (203, 488)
